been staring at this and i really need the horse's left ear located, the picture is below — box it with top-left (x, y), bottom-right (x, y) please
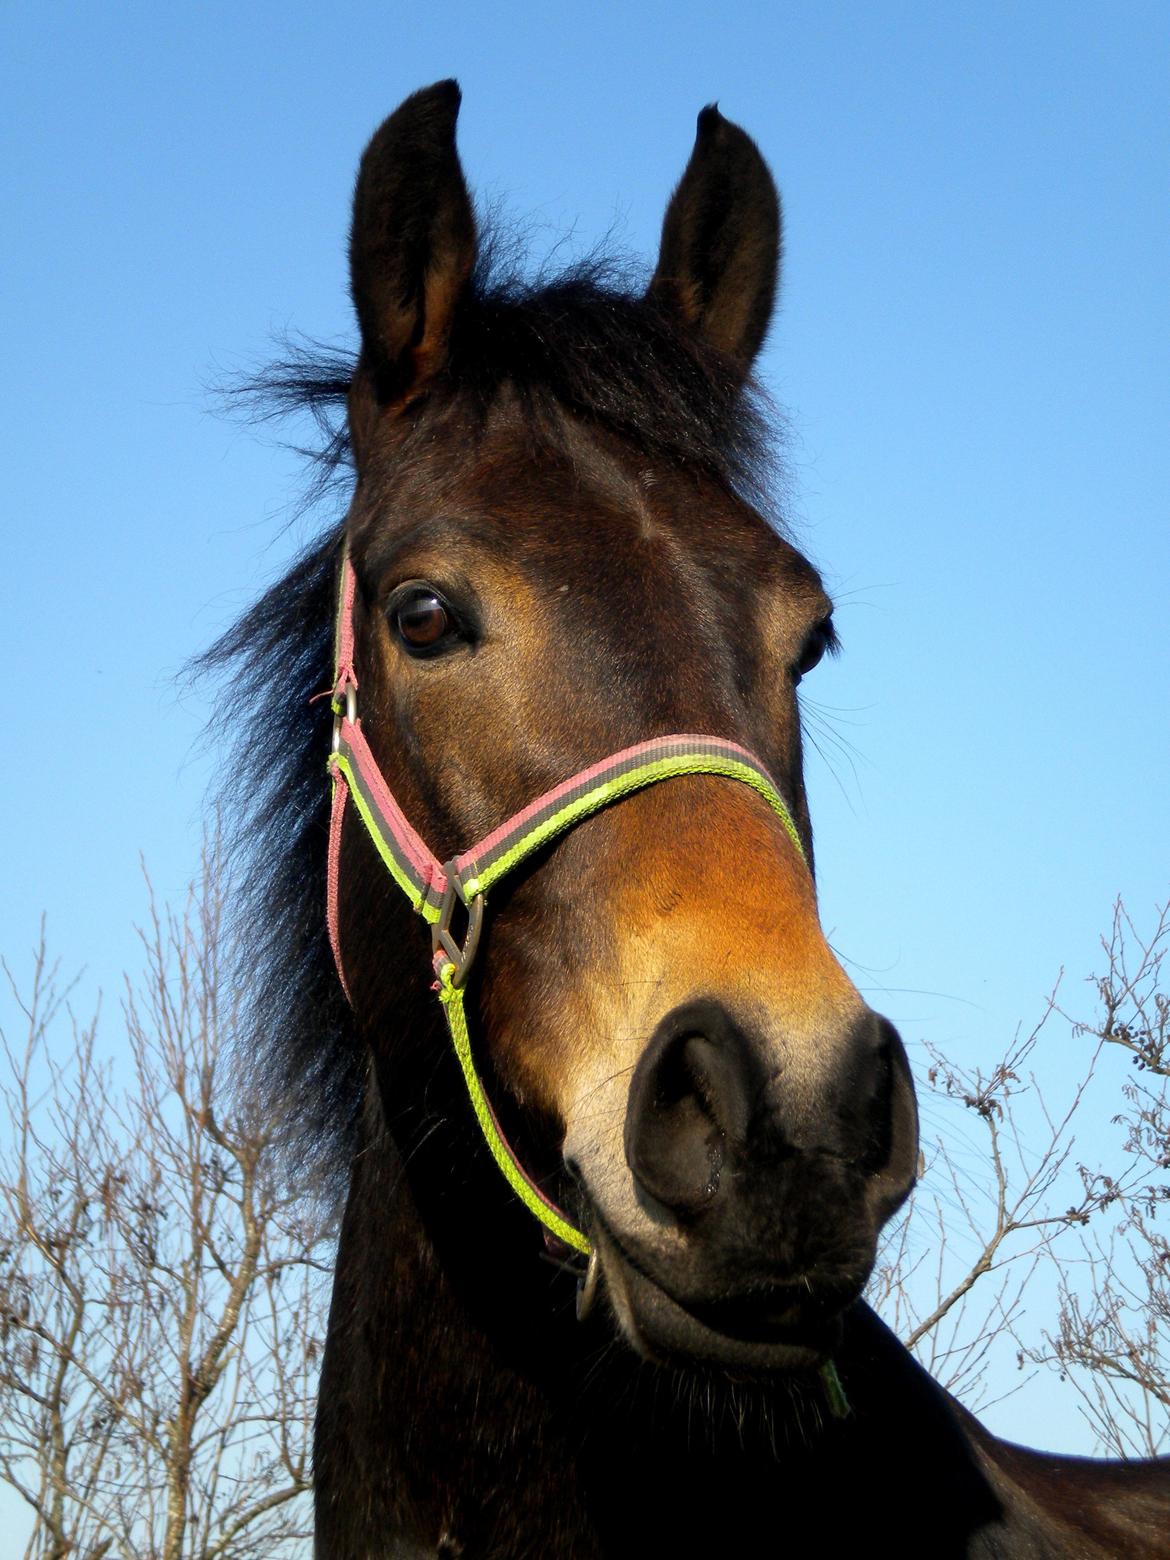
top-left (648, 105), bottom-right (781, 373)
top-left (349, 80), bottom-right (477, 417)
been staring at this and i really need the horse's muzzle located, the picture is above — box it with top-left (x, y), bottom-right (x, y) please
top-left (582, 1000), bottom-right (918, 1369)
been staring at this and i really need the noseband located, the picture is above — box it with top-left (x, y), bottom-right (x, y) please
top-left (325, 546), bottom-right (808, 1259)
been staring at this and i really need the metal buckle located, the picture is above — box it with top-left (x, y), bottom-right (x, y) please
top-left (331, 680), bottom-right (358, 755)
top-left (431, 861), bottom-right (485, 988)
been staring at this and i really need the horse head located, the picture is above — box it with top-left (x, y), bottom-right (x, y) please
top-left (330, 80), bottom-right (919, 1378)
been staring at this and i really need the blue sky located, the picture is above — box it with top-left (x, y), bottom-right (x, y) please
top-left (3, 0), bottom-right (1167, 1473)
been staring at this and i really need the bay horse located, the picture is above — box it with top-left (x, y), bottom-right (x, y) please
top-left (213, 82), bottom-right (1170, 1557)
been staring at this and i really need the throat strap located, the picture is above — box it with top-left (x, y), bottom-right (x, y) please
top-left (325, 552), bottom-right (806, 1257)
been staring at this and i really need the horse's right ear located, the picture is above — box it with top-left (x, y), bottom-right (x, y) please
top-left (648, 105), bottom-right (781, 374)
top-left (348, 80), bottom-right (476, 423)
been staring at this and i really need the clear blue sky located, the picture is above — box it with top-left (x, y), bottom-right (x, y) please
top-left (3, 0), bottom-right (1167, 1472)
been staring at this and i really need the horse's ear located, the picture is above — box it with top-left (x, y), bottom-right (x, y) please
top-left (649, 105), bottom-right (781, 372)
top-left (348, 80), bottom-right (476, 416)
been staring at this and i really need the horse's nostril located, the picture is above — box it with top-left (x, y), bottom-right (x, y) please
top-left (655, 1034), bottom-right (718, 1124)
top-left (624, 1003), bottom-right (756, 1219)
top-left (862, 1016), bottom-right (919, 1224)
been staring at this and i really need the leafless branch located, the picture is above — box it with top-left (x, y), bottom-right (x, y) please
top-left (872, 899), bottom-right (1169, 1452)
top-left (0, 836), bottom-right (331, 1558)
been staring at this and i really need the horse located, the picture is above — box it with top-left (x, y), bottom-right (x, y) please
top-left (211, 81), bottom-right (1170, 1557)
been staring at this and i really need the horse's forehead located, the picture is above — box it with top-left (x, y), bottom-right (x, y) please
top-left (360, 401), bottom-right (818, 594)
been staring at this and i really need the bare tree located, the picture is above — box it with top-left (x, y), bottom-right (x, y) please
top-left (870, 998), bottom-right (1115, 1409)
top-left (872, 900), bottom-right (1169, 1454)
top-left (1026, 901), bottom-right (1170, 1457)
top-left (0, 841), bottom-right (331, 1560)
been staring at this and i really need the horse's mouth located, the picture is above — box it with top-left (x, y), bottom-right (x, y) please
top-left (587, 1221), bottom-right (846, 1375)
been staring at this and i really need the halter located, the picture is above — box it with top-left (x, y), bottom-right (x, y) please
top-left (325, 545), bottom-right (807, 1259)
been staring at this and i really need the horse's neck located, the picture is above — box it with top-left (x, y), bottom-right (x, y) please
top-left (315, 1109), bottom-right (599, 1555)
top-left (314, 1110), bottom-right (1155, 1560)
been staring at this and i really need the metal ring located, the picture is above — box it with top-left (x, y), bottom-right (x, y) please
top-left (331, 682), bottom-right (358, 755)
top-left (576, 1247), bottom-right (601, 1322)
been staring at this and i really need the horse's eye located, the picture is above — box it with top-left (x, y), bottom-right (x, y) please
top-left (794, 619), bottom-right (836, 684)
top-left (392, 589), bottom-right (454, 653)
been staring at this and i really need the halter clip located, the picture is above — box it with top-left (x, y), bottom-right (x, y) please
top-left (331, 679), bottom-right (358, 755)
top-left (431, 862), bottom-right (485, 987)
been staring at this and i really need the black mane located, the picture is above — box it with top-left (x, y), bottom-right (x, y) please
top-left (205, 254), bottom-right (782, 1188)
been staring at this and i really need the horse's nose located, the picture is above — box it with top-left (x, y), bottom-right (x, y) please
top-left (623, 1000), bottom-right (918, 1225)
